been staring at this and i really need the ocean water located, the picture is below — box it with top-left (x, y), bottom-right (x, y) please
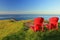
top-left (0, 14), bottom-right (60, 21)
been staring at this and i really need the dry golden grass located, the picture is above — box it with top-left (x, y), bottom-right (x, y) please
top-left (0, 20), bottom-right (25, 40)
top-left (1, 19), bottom-right (60, 40)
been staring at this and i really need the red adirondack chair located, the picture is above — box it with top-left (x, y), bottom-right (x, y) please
top-left (30, 17), bottom-right (44, 32)
top-left (46, 17), bottom-right (59, 30)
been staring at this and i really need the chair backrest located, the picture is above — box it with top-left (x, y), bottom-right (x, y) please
top-left (34, 17), bottom-right (44, 25)
top-left (49, 17), bottom-right (59, 23)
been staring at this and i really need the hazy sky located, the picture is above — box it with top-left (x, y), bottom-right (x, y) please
top-left (0, 0), bottom-right (60, 14)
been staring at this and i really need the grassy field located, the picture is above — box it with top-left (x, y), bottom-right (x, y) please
top-left (0, 19), bottom-right (60, 40)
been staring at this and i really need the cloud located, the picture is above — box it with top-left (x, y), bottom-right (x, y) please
top-left (0, 11), bottom-right (60, 15)
top-left (17, 11), bottom-right (60, 15)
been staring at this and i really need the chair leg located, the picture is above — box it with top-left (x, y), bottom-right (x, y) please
top-left (56, 24), bottom-right (58, 30)
top-left (41, 25), bottom-right (44, 32)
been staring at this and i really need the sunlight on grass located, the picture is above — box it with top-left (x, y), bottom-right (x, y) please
top-left (0, 20), bottom-right (60, 40)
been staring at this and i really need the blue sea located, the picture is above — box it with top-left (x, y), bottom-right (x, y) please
top-left (0, 14), bottom-right (60, 21)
